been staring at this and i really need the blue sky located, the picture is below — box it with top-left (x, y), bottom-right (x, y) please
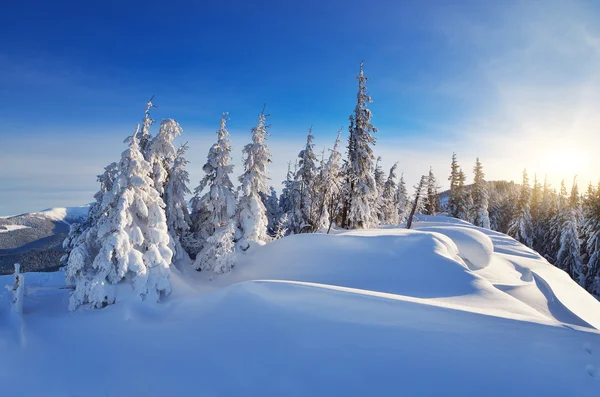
top-left (2, 0), bottom-right (600, 214)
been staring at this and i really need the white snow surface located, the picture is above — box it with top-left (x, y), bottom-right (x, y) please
top-left (30, 205), bottom-right (90, 223)
top-left (1, 216), bottom-right (600, 396)
top-left (0, 225), bottom-right (30, 233)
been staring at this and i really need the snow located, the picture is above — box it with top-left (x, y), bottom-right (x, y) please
top-left (1, 216), bottom-right (600, 396)
top-left (0, 224), bottom-right (30, 233)
top-left (31, 205), bottom-right (90, 224)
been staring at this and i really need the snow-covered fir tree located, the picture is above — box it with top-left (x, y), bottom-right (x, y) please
top-left (380, 162), bottom-right (399, 224)
top-left (508, 169), bottom-right (534, 248)
top-left (556, 178), bottom-right (584, 284)
top-left (236, 110), bottom-right (272, 248)
top-left (447, 153), bottom-right (462, 218)
top-left (62, 162), bottom-right (119, 266)
top-left (194, 221), bottom-right (236, 274)
top-left (396, 173), bottom-right (409, 224)
top-left (139, 97), bottom-right (157, 157)
top-left (147, 118), bottom-right (186, 259)
top-left (346, 61), bottom-right (378, 229)
top-left (374, 156), bottom-right (386, 222)
top-left (406, 175), bottom-right (428, 229)
top-left (545, 181), bottom-right (568, 262)
top-left (318, 129), bottom-right (344, 232)
top-left (296, 127), bottom-right (318, 232)
top-left (471, 158), bottom-right (490, 229)
top-left (164, 144), bottom-right (192, 263)
top-left (262, 186), bottom-right (281, 236)
top-left (583, 181), bottom-right (600, 296)
top-left (425, 167), bottom-right (441, 216)
top-left (190, 113), bottom-right (237, 256)
top-left (66, 127), bottom-right (173, 310)
top-left (530, 174), bottom-right (543, 252)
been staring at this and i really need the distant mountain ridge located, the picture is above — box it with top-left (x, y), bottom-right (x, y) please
top-left (0, 206), bottom-right (89, 274)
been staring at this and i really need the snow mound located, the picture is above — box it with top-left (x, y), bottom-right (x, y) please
top-left (415, 225), bottom-right (494, 270)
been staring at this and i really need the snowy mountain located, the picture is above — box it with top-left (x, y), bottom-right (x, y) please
top-left (0, 206), bottom-right (89, 274)
top-left (1, 216), bottom-right (599, 396)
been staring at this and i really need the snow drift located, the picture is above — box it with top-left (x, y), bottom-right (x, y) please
top-left (1, 216), bottom-right (600, 396)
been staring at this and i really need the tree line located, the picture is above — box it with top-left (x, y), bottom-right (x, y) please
top-left (61, 63), bottom-right (599, 310)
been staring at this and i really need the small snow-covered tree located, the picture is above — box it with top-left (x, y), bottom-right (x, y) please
top-left (66, 127), bottom-right (173, 310)
top-left (164, 144), bottom-right (192, 263)
top-left (556, 178), bottom-right (584, 283)
top-left (374, 156), bottom-right (386, 222)
top-left (396, 173), bottom-right (409, 224)
top-left (471, 158), bottom-right (490, 229)
top-left (380, 162), bottom-right (399, 224)
top-left (346, 61), bottom-right (378, 229)
top-left (318, 129), bottom-right (344, 233)
top-left (236, 110), bottom-right (272, 248)
top-left (190, 113), bottom-right (237, 253)
top-left (425, 167), bottom-right (441, 216)
top-left (508, 169), bottom-right (534, 247)
top-left (194, 222), bottom-right (236, 274)
top-left (406, 175), bottom-right (428, 229)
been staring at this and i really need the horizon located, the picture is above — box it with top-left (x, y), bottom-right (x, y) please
top-left (2, 0), bottom-right (600, 214)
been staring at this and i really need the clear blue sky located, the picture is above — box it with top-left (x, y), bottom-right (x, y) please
top-left (2, 0), bottom-right (600, 214)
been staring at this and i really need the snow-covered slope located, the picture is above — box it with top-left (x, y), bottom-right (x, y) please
top-left (0, 205), bottom-right (90, 274)
top-left (1, 216), bottom-right (599, 396)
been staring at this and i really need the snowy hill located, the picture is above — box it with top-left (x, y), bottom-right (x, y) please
top-left (0, 206), bottom-right (89, 274)
top-left (1, 216), bottom-right (599, 396)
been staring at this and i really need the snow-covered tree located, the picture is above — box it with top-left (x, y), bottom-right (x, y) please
top-left (583, 181), bottom-right (600, 296)
top-left (396, 173), bottom-right (409, 224)
top-left (190, 113), bottom-right (237, 253)
top-left (139, 97), bottom-right (157, 157)
top-left (508, 169), bottom-right (534, 247)
top-left (66, 127), bottom-right (173, 310)
top-left (236, 110), bottom-right (272, 248)
top-left (318, 129), bottom-right (344, 233)
top-left (556, 178), bottom-right (584, 283)
top-left (346, 61), bottom-right (378, 229)
top-left (296, 127), bottom-right (318, 231)
top-left (62, 162), bottom-right (119, 266)
top-left (448, 153), bottom-right (462, 218)
top-left (406, 175), bottom-right (428, 229)
top-left (164, 144), bottom-right (192, 263)
top-left (262, 186), bottom-right (281, 236)
top-left (425, 167), bottom-right (441, 216)
top-left (546, 181), bottom-right (569, 262)
top-left (380, 162), bottom-right (399, 224)
top-left (194, 222), bottom-right (236, 274)
top-left (374, 156), bottom-right (386, 222)
top-left (471, 158), bottom-right (490, 229)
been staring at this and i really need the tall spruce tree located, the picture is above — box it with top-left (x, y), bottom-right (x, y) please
top-left (190, 113), bottom-right (237, 258)
top-left (297, 127), bottom-right (318, 232)
top-left (425, 167), bottom-right (441, 216)
top-left (471, 158), bottom-right (490, 229)
top-left (396, 173), bottom-right (409, 224)
top-left (346, 61), bottom-right (378, 229)
top-left (381, 163), bottom-right (399, 224)
top-left (448, 153), bottom-right (461, 217)
top-left (508, 169), bottom-right (534, 247)
top-left (236, 109), bottom-right (272, 248)
top-left (556, 178), bottom-right (584, 283)
top-left (406, 175), bottom-right (428, 229)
